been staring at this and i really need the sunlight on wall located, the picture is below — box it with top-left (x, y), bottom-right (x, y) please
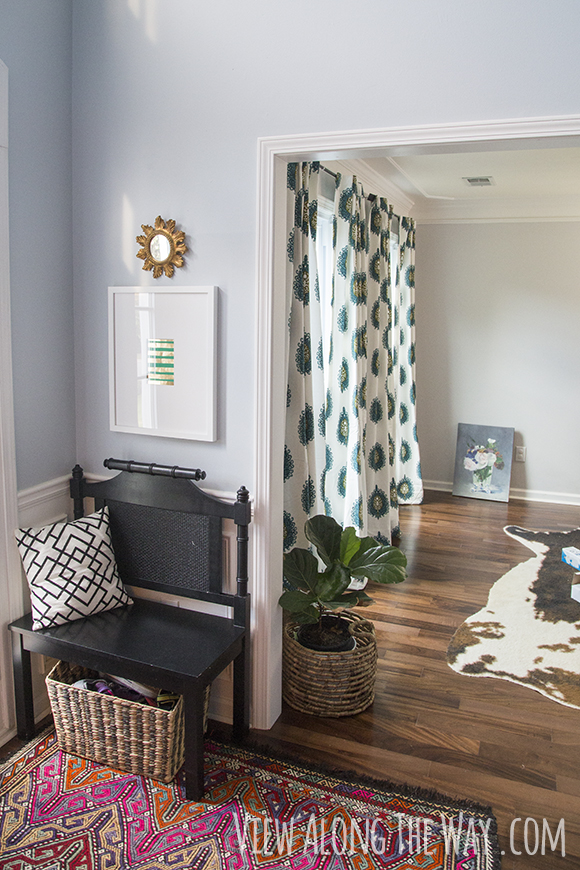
top-left (127, 0), bottom-right (158, 44)
top-left (122, 194), bottom-right (137, 274)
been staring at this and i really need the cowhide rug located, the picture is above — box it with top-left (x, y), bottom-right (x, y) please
top-left (447, 525), bottom-right (580, 709)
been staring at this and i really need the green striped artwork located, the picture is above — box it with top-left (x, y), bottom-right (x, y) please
top-left (148, 338), bottom-right (174, 385)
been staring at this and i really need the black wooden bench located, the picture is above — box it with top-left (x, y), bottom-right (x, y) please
top-left (8, 458), bottom-right (251, 800)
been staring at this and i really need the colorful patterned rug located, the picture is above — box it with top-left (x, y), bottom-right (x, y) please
top-left (0, 728), bottom-right (500, 869)
top-left (447, 525), bottom-right (580, 708)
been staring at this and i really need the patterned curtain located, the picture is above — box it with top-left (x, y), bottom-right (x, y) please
top-left (394, 215), bottom-right (423, 506)
top-left (284, 165), bottom-right (422, 552)
top-left (283, 163), bottom-right (326, 552)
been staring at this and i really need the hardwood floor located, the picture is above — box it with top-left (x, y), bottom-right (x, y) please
top-left (3, 491), bottom-right (579, 867)
top-left (246, 492), bottom-right (580, 869)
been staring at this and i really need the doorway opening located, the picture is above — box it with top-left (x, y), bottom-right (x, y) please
top-left (251, 115), bottom-right (580, 732)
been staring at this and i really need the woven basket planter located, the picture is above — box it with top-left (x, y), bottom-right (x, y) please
top-left (46, 661), bottom-right (208, 782)
top-left (282, 612), bottom-right (377, 717)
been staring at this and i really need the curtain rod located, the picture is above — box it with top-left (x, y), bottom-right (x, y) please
top-left (322, 165), bottom-right (378, 203)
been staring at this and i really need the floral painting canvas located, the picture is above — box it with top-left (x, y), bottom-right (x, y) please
top-left (452, 423), bottom-right (515, 502)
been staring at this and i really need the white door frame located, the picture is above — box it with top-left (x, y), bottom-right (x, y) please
top-left (0, 58), bottom-right (24, 743)
top-left (252, 114), bottom-right (580, 731)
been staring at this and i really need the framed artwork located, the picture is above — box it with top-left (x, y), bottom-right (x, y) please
top-left (452, 423), bottom-right (515, 502)
top-left (109, 286), bottom-right (217, 441)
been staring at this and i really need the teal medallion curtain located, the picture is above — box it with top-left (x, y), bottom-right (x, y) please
top-left (283, 163), bottom-right (326, 551)
top-left (284, 165), bottom-right (422, 552)
top-left (394, 215), bottom-right (423, 507)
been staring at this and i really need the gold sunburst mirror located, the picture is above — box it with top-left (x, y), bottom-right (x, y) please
top-left (136, 216), bottom-right (187, 278)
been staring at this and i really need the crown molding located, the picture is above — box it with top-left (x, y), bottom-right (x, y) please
top-left (415, 194), bottom-right (580, 224)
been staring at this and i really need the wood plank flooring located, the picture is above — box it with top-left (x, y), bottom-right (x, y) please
top-left (245, 492), bottom-right (580, 869)
top-left (3, 491), bottom-right (580, 867)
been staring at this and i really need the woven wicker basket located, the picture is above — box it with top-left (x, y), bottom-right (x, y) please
top-left (282, 612), bottom-right (377, 717)
top-left (46, 661), bottom-right (208, 782)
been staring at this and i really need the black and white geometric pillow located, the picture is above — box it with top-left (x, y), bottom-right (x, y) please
top-left (15, 507), bottom-right (132, 630)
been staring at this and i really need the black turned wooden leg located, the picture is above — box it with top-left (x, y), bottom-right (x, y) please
top-left (11, 632), bottom-right (35, 740)
top-left (232, 638), bottom-right (249, 741)
top-left (182, 685), bottom-right (205, 802)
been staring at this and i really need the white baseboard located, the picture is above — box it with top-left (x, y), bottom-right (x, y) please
top-left (510, 488), bottom-right (580, 506)
top-left (423, 479), bottom-right (580, 506)
top-left (422, 479), bottom-right (453, 493)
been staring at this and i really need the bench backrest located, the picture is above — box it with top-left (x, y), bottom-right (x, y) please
top-left (70, 459), bottom-right (251, 614)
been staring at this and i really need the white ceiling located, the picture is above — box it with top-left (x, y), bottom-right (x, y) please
top-left (367, 147), bottom-right (580, 199)
top-left (325, 144), bottom-right (580, 222)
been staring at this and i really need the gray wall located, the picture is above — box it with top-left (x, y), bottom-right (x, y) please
top-left (415, 221), bottom-right (580, 498)
top-left (70, 0), bottom-right (580, 493)
top-left (0, 0), bottom-right (74, 489)
top-left (3, 0), bottom-right (580, 495)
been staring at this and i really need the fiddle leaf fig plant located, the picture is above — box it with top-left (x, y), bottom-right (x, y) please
top-left (279, 515), bottom-right (407, 635)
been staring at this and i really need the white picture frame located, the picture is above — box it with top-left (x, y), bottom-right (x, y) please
top-left (109, 286), bottom-right (217, 441)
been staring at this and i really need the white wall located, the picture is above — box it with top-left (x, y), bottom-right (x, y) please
top-left (415, 221), bottom-right (580, 500)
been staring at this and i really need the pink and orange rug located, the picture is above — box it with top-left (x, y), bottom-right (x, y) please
top-left (0, 728), bottom-right (499, 869)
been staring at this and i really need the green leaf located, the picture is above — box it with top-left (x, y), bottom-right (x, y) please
top-left (278, 589), bottom-right (317, 613)
top-left (316, 563), bottom-right (352, 601)
top-left (283, 548), bottom-right (319, 592)
top-left (304, 515), bottom-right (342, 566)
top-left (340, 526), bottom-right (361, 566)
top-left (349, 545), bottom-right (407, 585)
top-left (355, 535), bottom-right (381, 558)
